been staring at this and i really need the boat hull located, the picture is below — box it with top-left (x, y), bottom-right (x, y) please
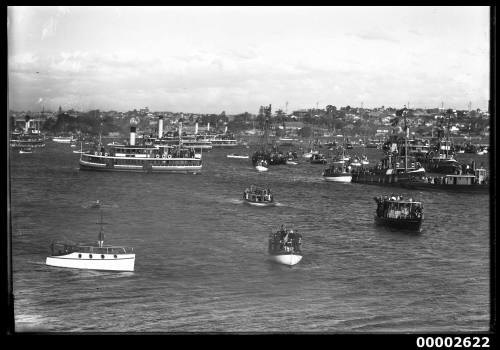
top-left (244, 200), bottom-right (275, 207)
top-left (255, 165), bottom-right (268, 172)
top-left (374, 215), bottom-right (422, 232)
top-left (46, 252), bottom-right (135, 271)
top-left (323, 175), bottom-right (352, 182)
top-left (352, 172), bottom-right (489, 193)
top-left (227, 155), bottom-right (249, 159)
top-left (79, 158), bottom-right (202, 174)
top-left (269, 253), bottom-right (302, 266)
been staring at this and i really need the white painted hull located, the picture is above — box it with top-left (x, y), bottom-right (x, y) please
top-left (245, 200), bottom-right (275, 207)
top-left (407, 167), bottom-right (426, 175)
top-left (286, 161), bottom-right (298, 165)
top-left (323, 175), bottom-right (352, 182)
top-left (269, 254), bottom-right (302, 266)
top-left (52, 138), bottom-right (72, 143)
top-left (19, 150), bottom-right (33, 154)
top-left (227, 155), bottom-right (249, 159)
top-left (46, 252), bottom-right (135, 271)
top-left (256, 165), bottom-right (268, 172)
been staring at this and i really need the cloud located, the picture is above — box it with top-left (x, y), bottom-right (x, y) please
top-left (41, 17), bottom-right (56, 40)
top-left (348, 31), bottom-right (399, 44)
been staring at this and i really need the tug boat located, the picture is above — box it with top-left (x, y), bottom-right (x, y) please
top-left (46, 210), bottom-right (135, 271)
top-left (79, 118), bottom-right (202, 174)
top-left (268, 226), bottom-right (302, 266)
top-left (243, 185), bottom-right (275, 206)
top-left (374, 194), bottom-right (423, 232)
top-left (322, 160), bottom-right (352, 182)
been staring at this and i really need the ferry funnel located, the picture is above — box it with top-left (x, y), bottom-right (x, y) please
top-left (130, 126), bottom-right (136, 146)
top-left (158, 116), bottom-right (164, 139)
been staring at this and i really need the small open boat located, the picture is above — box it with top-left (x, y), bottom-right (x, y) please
top-left (268, 226), bottom-right (302, 266)
top-left (255, 159), bottom-right (268, 172)
top-left (19, 147), bottom-right (33, 154)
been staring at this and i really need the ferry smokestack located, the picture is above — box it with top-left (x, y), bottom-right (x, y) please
top-left (195, 122), bottom-right (198, 135)
top-left (130, 126), bottom-right (136, 146)
top-left (158, 116), bottom-right (164, 139)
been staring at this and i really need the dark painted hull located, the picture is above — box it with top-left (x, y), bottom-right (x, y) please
top-left (374, 215), bottom-right (422, 232)
top-left (352, 173), bottom-right (489, 193)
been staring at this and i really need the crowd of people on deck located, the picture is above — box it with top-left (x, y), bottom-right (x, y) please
top-left (268, 225), bottom-right (302, 254)
top-left (374, 194), bottom-right (423, 220)
top-left (243, 186), bottom-right (273, 202)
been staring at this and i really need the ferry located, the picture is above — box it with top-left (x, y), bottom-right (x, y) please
top-left (323, 160), bottom-right (352, 182)
top-left (200, 133), bottom-right (237, 147)
top-left (268, 226), bottom-right (302, 266)
top-left (374, 194), bottom-right (423, 232)
top-left (79, 118), bottom-right (202, 174)
top-left (46, 210), bottom-right (135, 271)
top-left (10, 131), bottom-right (46, 149)
top-left (243, 185), bottom-right (275, 206)
top-left (52, 135), bottom-right (74, 143)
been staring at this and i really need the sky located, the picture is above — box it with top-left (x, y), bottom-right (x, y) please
top-left (8, 6), bottom-right (491, 114)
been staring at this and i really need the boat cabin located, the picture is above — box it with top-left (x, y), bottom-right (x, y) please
top-left (50, 241), bottom-right (134, 256)
top-left (374, 195), bottom-right (423, 220)
top-left (243, 185), bottom-right (273, 202)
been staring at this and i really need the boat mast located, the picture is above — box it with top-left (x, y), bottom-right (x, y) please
top-left (403, 107), bottom-right (408, 172)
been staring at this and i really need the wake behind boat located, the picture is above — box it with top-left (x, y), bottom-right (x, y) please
top-left (243, 185), bottom-right (275, 206)
top-left (45, 210), bottom-right (135, 271)
top-left (268, 226), bottom-right (302, 266)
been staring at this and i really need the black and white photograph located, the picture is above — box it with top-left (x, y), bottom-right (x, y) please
top-left (7, 6), bottom-right (493, 335)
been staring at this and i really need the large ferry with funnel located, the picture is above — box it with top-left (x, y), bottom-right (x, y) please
top-left (79, 117), bottom-right (202, 173)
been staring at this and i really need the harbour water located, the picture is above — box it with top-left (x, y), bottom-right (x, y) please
top-left (10, 142), bottom-right (491, 332)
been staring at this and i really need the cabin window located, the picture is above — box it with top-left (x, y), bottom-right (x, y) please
top-left (89, 254), bottom-right (93, 258)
